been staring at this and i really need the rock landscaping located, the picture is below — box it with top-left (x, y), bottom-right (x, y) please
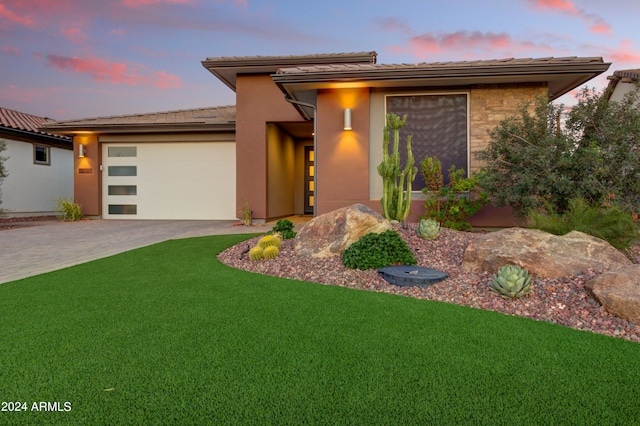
top-left (218, 221), bottom-right (640, 344)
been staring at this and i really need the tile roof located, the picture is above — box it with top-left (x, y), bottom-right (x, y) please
top-left (275, 56), bottom-right (605, 75)
top-left (613, 69), bottom-right (640, 80)
top-left (0, 107), bottom-right (70, 141)
top-left (203, 51), bottom-right (377, 64)
top-left (44, 105), bottom-right (236, 130)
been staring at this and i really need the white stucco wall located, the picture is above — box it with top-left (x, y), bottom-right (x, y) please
top-left (1, 138), bottom-right (73, 215)
top-left (609, 82), bottom-right (638, 103)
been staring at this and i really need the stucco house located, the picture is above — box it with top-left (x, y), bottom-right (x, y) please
top-left (606, 68), bottom-right (639, 103)
top-left (0, 107), bottom-right (73, 216)
top-left (43, 52), bottom-right (610, 225)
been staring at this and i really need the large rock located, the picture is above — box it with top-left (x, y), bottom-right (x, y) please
top-left (585, 266), bottom-right (640, 322)
top-left (462, 227), bottom-right (632, 278)
top-left (294, 204), bottom-right (391, 258)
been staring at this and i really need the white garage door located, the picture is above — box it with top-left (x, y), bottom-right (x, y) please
top-left (102, 142), bottom-right (236, 220)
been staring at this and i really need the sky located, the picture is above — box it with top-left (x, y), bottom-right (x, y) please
top-left (1, 0), bottom-right (639, 120)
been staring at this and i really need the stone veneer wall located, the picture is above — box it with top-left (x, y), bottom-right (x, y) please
top-left (469, 83), bottom-right (547, 174)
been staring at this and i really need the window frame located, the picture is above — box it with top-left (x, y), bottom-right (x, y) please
top-left (33, 144), bottom-right (51, 166)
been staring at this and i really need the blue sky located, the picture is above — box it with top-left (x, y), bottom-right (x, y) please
top-left (1, 0), bottom-right (639, 120)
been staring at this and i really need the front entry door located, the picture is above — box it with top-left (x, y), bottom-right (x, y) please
top-left (304, 146), bottom-right (314, 215)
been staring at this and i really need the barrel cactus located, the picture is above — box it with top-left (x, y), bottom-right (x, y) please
top-left (262, 245), bottom-right (280, 260)
top-left (489, 265), bottom-right (533, 299)
top-left (417, 218), bottom-right (440, 240)
top-left (258, 234), bottom-right (281, 250)
top-left (249, 246), bottom-right (264, 261)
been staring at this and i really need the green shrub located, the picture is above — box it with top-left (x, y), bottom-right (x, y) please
top-left (421, 157), bottom-right (488, 231)
top-left (56, 198), bottom-right (83, 221)
top-left (342, 230), bottom-right (416, 270)
top-left (268, 219), bottom-right (296, 240)
top-left (476, 85), bottom-right (640, 216)
top-left (528, 197), bottom-right (639, 250)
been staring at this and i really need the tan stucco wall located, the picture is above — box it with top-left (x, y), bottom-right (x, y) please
top-left (469, 83), bottom-right (547, 174)
top-left (315, 87), bottom-right (370, 215)
top-left (236, 74), bottom-right (304, 220)
top-left (73, 134), bottom-right (101, 216)
top-left (266, 123), bottom-right (295, 218)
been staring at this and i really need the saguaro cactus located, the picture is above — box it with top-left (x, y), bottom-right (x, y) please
top-left (377, 113), bottom-right (418, 222)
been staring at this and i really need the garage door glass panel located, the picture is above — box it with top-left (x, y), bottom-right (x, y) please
top-left (108, 147), bottom-right (137, 157)
top-left (108, 166), bottom-right (137, 176)
top-left (108, 185), bottom-right (137, 195)
top-left (108, 204), bottom-right (137, 214)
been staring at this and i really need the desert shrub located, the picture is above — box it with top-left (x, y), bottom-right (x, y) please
top-left (421, 156), bottom-right (488, 231)
top-left (476, 85), bottom-right (640, 216)
top-left (528, 197), bottom-right (639, 250)
top-left (56, 198), bottom-right (83, 221)
top-left (342, 230), bottom-right (416, 270)
top-left (267, 219), bottom-right (296, 240)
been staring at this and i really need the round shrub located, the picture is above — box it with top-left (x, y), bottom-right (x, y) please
top-left (342, 230), bottom-right (417, 270)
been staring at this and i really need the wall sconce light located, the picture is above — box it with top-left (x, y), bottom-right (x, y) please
top-left (78, 144), bottom-right (86, 158)
top-left (343, 108), bottom-right (352, 131)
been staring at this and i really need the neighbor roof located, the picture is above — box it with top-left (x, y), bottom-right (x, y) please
top-left (202, 52), bottom-right (377, 91)
top-left (41, 105), bottom-right (236, 134)
top-left (0, 107), bottom-right (71, 146)
top-left (273, 56), bottom-right (610, 102)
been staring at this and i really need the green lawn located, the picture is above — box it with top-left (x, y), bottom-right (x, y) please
top-left (1, 234), bottom-right (639, 425)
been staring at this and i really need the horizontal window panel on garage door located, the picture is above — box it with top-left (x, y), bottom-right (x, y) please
top-left (108, 185), bottom-right (137, 196)
top-left (108, 166), bottom-right (137, 176)
top-left (108, 204), bottom-right (137, 215)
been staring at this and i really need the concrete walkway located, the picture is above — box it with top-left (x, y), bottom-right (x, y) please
top-left (0, 219), bottom-right (278, 284)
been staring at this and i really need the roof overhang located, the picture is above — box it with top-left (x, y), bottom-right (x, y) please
top-left (274, 57), bottom-right (611, 116)
top-left (201, 52), bottom-right (377, 92)
top-left (39, 122), bottom-right (236, 136)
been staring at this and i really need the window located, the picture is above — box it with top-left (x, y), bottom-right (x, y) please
top-left (108, 146), bottom-right (137, 157)
top-left (386, 93), bottom-right (468, 188)
top-left (108, 204), bottom-right (137, 215)
top-left (108, 166), bottom-right (137, 176)
top-left (34, 145), bottom-right (50, 165)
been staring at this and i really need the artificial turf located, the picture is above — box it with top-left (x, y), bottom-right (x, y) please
top-left (0, 234), bottom-right (639, 424)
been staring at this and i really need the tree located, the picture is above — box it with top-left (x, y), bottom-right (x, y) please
top-left (475, 84), bottom-right (640, 216)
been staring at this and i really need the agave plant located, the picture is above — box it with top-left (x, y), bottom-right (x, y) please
top-left (417, 218), bottom-right (440, 240)
top-left (489, 264), bottom-right (533, 299)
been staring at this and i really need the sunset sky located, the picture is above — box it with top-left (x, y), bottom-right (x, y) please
top-left (1, 0), bottom-right (639, 120)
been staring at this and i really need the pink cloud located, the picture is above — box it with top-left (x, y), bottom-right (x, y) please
top-left (403, 30), bottom-right (554, 59)
top-left (608, 40), bottom-right (640, 64)
top-left (374, 17), bottom-right (415, 37)
top-left (45, 54), bottom-right (182, 89)
top-left (525, 0), bottom-right (612, 35)
top-left (122, 0), bottom-right (193, 6)
top-left (0, 3), bottom-right (36, 26)
top-left (110, 28), bottom-right (125, 36)
top-left (60, 27), bottom-right (88, 45)
top-left (1, 46), bottom-right (21, 55)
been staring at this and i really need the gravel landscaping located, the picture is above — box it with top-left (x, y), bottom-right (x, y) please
top-left (218, 223), bottom-right (640, 344)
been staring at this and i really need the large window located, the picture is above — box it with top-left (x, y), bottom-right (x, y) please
top-left (386, 93), bottom-right (468, 189)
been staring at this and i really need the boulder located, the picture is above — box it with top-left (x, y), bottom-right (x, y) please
top-left (462, 227), bottom-right (632, 278)
top-left (585, 266), bottom-right (640, 322)
top-left (294, 204), bottom-right (391, 258)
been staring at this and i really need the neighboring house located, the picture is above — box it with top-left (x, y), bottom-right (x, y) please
top-left (606, 69), bottom-right (639, 103)
top-left (0, 107), bottom-right (73, 216)
top-left (43, 52), bottom-right (610, 225)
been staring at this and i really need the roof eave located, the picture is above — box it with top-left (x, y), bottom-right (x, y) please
top-left (40, 122), bottom-right (236, 135)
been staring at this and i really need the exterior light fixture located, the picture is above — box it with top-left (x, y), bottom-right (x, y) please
top-left (78, 144), bottom-right (86, 158)
top-left (344, 108), bottom-right (352, 130)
